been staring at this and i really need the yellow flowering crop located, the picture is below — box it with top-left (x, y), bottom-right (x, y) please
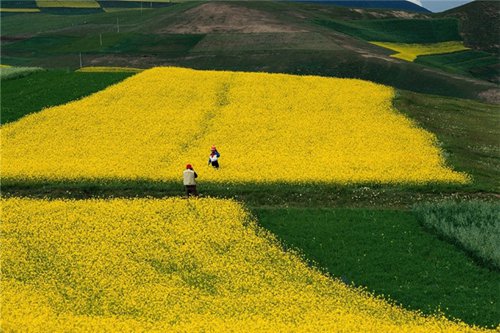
top-left (76, 66), bottom-right (144, 73)
top-left (36, 0), bottom-right (100, 8)
top-left (1, 197), bottom-right (487, 332)
top-left (1, 67), bottom-right (468, 184)
top-left (371, 41), bottom-right (469, 61)
top-left (0, 8), bottom-right (40, 12)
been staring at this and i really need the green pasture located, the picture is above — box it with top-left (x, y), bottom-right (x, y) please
top-left (416, 50), bottom-right (499, 83)
top-left (0, 2), bottom-right (196, 35)
top-left (1, 2), bottom-right (497, 102)
top-left (255, 207), bottom-right (499, 327)
top-left (2, 33), bottom-right (204, 58)
top-left (394, 91), bottom-right (500, 192)
top-left (1, 70), bottom-right (133, 124)
top-left (0, 66), bottom-right (43, 80)
top-left (314, 18), bottom-right (462, 43)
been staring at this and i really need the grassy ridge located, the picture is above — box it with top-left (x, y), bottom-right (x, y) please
top-left (415, 50), bottom-right (499, 83)
top-left (414, 201), bottom-right (500, 270)
top-left (442, 0), bottom-right (500, 54)
top-left (1, 70), bottom-right (133, 124)
top-left (1, 2), bottom-right (496, 102)
top-left (0, 66), bottom-right (43, 80)
top-left (255, 207), bottom-right (500, 327)
top-left (314, 18), bottom-right (462, 43)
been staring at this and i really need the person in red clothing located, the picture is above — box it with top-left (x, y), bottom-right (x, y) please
top-left (208, 145), bottom-right (220, 169)
top-left (183, 164), bottom-right (198, 197)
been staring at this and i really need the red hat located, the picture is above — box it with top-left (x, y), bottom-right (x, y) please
top-left (186, 164), bottom-right (192, 169)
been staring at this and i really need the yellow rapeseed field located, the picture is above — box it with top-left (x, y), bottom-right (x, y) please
top-left (36, 0), bottom-right (100, 8)
top-left (1, 197), bottom-right (486, 332)
top-left (371, 41), bottom-right (469, 61)
top-left (76, 66), bottom-right (144, 73)
top-left (1, 67), bottom-right (468, 184)
top-left (0, 8), bottom-right (40, 12)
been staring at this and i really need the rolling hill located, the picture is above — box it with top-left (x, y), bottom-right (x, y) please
top-left (2, 1), bottom-right (498, 102)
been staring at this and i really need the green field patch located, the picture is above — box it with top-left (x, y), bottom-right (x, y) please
top-left (415, 50), bottom-right (500, 83)
top-left (0, 70), bottom-right (133, 124)
top-left (191, 32), bottom-right (343, 52)
top-left (0, 0), bottom-right (38, 9)
top-left (0, 2), bottom-right (194, 35)
top-left (0, 66), bottom-right (44, 80)
top-left (315, 18), bottom-right (462, 43)
top-left (2, 33), bottom-right (205, 58)
top-left (255, 207), bottom-right (500, 327)
top-left (394, 91), bottom-right (500, 192)
top-left (414, 201), bottom-right (500, 270)
top-left (76, 66), bottom-right (143, 72)
top-left (36, 0), bottom-right (100, 8)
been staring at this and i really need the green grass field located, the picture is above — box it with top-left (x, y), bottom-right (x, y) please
top-left (255, 207), bottom-right (499, 328)
top-left (1, 2), bottom-right (497, 102)
top-left (0, 66), bottom-right (43, 80)
top-left (415, 50), bottom-right (499, 83)
top-left (394, 91), bottom-right (500, 192)
top-left (1, 70), bottom-right (133, 124)
top-left (414, 201), bottom-right (500, 270)
top-left (3, 33), bottom-right (205, 58)
top-left (314, 18), bottom-right (462, 43)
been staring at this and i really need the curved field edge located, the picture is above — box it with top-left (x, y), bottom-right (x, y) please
top-left (0, 197), bottom-right (491, 332)
top-left (369, 41), bottom-right (469, 62)
top-left (0, 70), bottom-right (135, 124)
top-left (254, 207), bottom-right (500, 328)
top-left (1, 67), bottom-right (468, 184)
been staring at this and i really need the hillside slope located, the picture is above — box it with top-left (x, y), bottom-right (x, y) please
top-left (442, 0), bottom-right (500, 53)
top-left (1, 1), bottom-right (498, 102)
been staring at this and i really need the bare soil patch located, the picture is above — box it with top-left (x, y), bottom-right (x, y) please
top-left (479, 88), bottom-right (500, 104)
top-left (158, 2), bottom-right (307, 34)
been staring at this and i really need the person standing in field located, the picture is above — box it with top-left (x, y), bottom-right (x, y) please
top-left (183, 164), bottom-right (198, 197)
top-left (208, 145), bottom-right (220, 169)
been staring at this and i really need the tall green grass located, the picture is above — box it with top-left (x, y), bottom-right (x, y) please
top-left (414, 201), bottom-right (500, 270)
top-left (0, 66), bottom-right (43, 80)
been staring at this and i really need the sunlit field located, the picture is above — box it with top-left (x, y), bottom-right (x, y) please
top-left (1, 67), bottom-right (467, 184)
top-left (1, 197), bottom-right (485, 332)
top-left (371, 41), bottom-right (469, 61)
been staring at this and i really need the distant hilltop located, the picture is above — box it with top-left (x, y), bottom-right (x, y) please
top-left (290, 0), bottom-right (431, 13)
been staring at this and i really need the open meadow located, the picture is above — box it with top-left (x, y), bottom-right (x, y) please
top-left (1, 1), bottom-right (499, 331)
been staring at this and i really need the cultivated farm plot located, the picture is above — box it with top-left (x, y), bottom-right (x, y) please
top-left (36, 0), bottom-right (100, 8)
top-left (1, 67), bottom-right (468, 184)
top-left (370, 41), bottom-right (469, 62)
top-left (0, 197), bottom-right (487, 332)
